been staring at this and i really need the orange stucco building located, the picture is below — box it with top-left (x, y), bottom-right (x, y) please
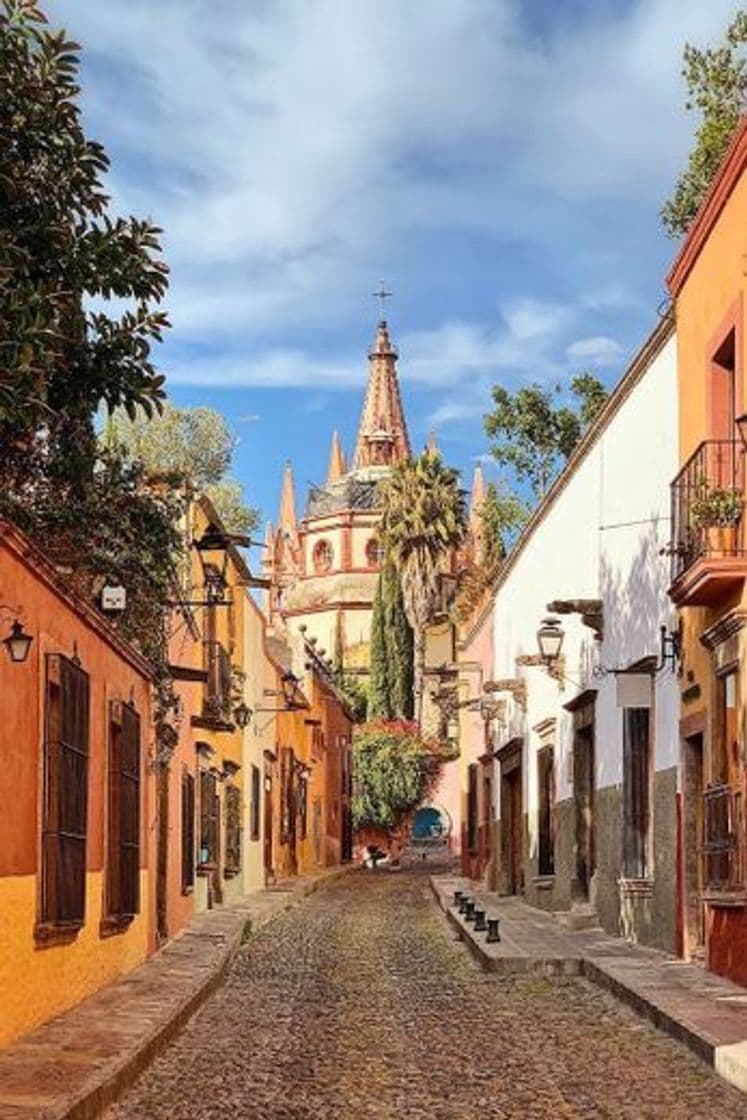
top-left (0, 521), bottom-right (156, 1047)
top-left (666, 116), bottom-right (747, 983)
top-left (264, 634), bottom-right (352, 883)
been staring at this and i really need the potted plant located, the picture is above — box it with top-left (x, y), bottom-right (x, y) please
top-left (690, 478), bottom-right (743, 555)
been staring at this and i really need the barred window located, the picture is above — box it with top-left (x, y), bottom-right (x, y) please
top-left (41, 654), bottom-right (90, 929)
top-left (622, 708), bottom-right (651, 879)
top-left (106, 701), bottom-right (141, 922)
top-left (199, 770), bottom-right (219, 866)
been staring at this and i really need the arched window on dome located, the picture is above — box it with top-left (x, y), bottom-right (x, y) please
top-left (366, 538), bottom-right (383, 569)
top-left (313, 539), bottom-right (333, 573)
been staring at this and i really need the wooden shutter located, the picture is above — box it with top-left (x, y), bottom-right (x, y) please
top-left (107, 702), bottom-right (141, 921)
top-left (42, 654), bottom-right (90, 927)
top-left (182, 771), bottom-right (195, 890)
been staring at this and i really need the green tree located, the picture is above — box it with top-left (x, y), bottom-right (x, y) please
top-left (662, 11), bottom-right (747, 238)
top-left (0, 1), bottom-right (169, 485)
top-left (368, 561), bottom-right (414, 721)
top-left (481, 481), bottom-right (529, 567)
top-left (484, 374), bottom-right (608, 501)
top-left (351, 719), bottom-right (446, 831)
top-left (107, 403), bottom-right (258, 535)
top-left (378, 449), bottom-right (466, 726)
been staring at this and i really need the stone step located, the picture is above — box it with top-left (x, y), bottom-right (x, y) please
top-left (555, 905), bottom-right (601, 931)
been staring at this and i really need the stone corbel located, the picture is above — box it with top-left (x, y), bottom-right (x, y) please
top-left (483, 678), bottom-right (527, 709)
top-left (515, 652), bottom-right (566, 687)
top-left (546, 598), bottom-right (603, 641)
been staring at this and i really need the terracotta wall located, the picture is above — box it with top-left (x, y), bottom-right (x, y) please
top-left (0, 523), bottom-right (155, 1047)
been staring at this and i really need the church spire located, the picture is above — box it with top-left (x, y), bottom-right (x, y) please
top-left (278, 460), bottom-right (298, 536)
top-left (353, 319), bottom-right (411, 470)
top-left (327, 430), bottom-right (346, 483)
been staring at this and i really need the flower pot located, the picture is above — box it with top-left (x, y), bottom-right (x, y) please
top-left (705, 524), bottom-right (738, 557)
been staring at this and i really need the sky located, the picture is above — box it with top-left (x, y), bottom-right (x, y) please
top-left (44, 0), bottom-right (739, 543)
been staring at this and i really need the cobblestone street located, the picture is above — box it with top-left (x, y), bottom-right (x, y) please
top-left (109, 870), bottom-right (747, 1119)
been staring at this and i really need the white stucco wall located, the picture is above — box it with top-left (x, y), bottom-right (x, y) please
top-left (490, 329), bottom-right (678, 822)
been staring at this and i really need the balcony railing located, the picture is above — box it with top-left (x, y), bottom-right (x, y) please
top-left (703, 783), bottom-right (744, 892)
top-left (204, 641), bottom-right (232, 723)
top-left (669, 440), bottom-right (745, 583)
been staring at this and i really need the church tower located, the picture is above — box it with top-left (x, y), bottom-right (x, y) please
top-left (267, 317), bottom-right (412, 678)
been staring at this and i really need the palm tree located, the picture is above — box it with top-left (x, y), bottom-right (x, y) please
top-left (378, 448), bottom-right (466, 726)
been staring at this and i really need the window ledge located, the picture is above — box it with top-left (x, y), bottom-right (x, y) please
top-left (702, 889), bottom-right (747, 908)
top-left (533, 875), bottom-right (555, 890)
top-left (223, 868), bottom-right (240, 880)
top-left (99, 915), bottom-right (135, 939)
top-left (34, 921), bottom-right (83, 949)
top-left (618, 878), bottom-right (654, 896)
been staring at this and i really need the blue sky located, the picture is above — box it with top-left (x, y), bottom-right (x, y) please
top-left (45, 0), bottom-right (738, 538)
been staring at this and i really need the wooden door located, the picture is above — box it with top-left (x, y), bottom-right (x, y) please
top-left (313, 798), bottom-right (323, 867)
top-left (508, 771), bottom-right (522, 894)
top-left (574, 725), bottom-right (595, 899)
top-left (683, 733), bottom-right (705, 958)
top-left (156, 764), bottom-right (169, 941)
top-left (264, 768), bottom-right (274, 884)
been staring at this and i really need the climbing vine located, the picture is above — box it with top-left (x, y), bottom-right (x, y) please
top-left (351, 720), bottom-right (449, 830)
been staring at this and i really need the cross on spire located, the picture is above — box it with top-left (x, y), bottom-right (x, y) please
top-left (372, 282), bottom-right (392, 320)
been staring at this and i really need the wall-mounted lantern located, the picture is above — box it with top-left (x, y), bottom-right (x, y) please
top-left (2, 618), bottom-right (33, 664)
top-left (233, 700), bottom-right (253, 729)
top-left (537, 617), bottom-right (564, 664)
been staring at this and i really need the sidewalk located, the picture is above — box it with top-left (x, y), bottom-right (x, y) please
top-left (432, 875), bottom-right (747, 1094)
top-left (0, 866), bottom-right (352, 1120)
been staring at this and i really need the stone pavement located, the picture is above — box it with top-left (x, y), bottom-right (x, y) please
top-left (0, 867), bottom-right (350, 1120)
top-left (432, 874), bottom-right (747, 1095)
top-left (106, 868), bottom-right (746, 1118)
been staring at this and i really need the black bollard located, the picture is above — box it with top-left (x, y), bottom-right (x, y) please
top-left (458, 895), bottom-right (471, 915)
top-left (454, 890), bottom-right (464, 908)
top-left (486, 917), bottom-right (501, 943)
top-left (473, 907), bottom-right (487, 932)
top-left (464, 899), bottom-right (476, 922)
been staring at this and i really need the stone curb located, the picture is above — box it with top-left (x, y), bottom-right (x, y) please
top-left (430, 877), bottom-right (747, 1094)
top-left (0, 866), bottom-right (353, 1120)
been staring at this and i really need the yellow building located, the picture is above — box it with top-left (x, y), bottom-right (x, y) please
top-left (666, 116), bottom-right (747, 984)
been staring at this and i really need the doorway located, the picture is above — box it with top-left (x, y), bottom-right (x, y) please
top-left (574, 723), bottom-right (595, 900)
top-left (263, 760), bottom-right (274, 885)
top-left (683, 732), bottom-right (705, 959)
top-left (498, 739), bottom-right (523, 896)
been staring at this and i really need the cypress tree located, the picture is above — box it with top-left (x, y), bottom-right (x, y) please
top-left (368, 570), bottom-right (393, 718)
top-left (385, 561), bottom-right (414, 720)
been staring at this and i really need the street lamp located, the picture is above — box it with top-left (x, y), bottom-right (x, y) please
top-left (194, 524), bottom-right (230, 602)
top-left (537, 617), bottom-right (564, 664)
top-left (233, 700), bottom-right (253, 729)
top-left (281, 671), bottom-right (300, 707)
top-left (1, 609), bottom-right (33, 665)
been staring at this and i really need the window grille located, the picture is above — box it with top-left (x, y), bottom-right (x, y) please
top-left (224, 785), bottom-right (241, 876)
top-left (199, 770), bottom-right (219, 865)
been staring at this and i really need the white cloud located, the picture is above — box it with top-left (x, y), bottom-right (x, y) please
top-left (43, 0), bottom-right (738, 349)
top-left (565, 336), bottom-right (623, 367)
